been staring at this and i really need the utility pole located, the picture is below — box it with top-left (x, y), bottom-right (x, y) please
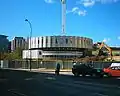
top-left (60, 0), bottom-right (66, 69)
top-left (25, 19), bottom-right (32, 71)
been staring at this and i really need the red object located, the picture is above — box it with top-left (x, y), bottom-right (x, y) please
top-left (103, 66), bottom-right (120, 76)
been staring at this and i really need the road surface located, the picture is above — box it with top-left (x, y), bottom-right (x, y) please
top-left (0, 70), bottom-right (120, 96)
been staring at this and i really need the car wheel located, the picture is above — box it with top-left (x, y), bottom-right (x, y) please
top-left (107, 73), bottom-right (111, 77)
top-left (74, 72), bottom-right (79, 77)
top-left (99, 74), bottom-right (104, 78)
top-left (82, 73), bottom-right (86, 77)
top-left (92, 73), bottom-right (96, 77)
top-left (90, 74), bottom-right (93, 77)
top-left (103, 73), bottom-right (111, 77)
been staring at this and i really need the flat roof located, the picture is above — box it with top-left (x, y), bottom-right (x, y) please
top-left (0, 35), bottom-right (8, 38)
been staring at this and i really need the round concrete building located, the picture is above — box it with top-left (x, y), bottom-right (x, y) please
top-left (23, 36), bottom-right (93, 60)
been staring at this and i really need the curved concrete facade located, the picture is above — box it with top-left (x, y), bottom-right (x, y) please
top-left (23, 36), bottom-right (93, 60)
top-left (29, 36), bottom-right (93, 49)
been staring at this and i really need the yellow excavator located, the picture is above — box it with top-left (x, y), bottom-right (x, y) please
top-left (97, 42), bottom-right (112, 60)
top-left (75, 42), bottom-right (113, 62)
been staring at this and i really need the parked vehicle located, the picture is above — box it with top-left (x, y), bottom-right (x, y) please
top-left (72, 63), bottom-right (104, 77)
top-left (103, 63), bottom-right (120, 77)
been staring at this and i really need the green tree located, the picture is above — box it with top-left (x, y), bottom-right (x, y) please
top-left (0, 52), bottom-right (8, 60)
top-left (4, 47), bottom-right (23, 60)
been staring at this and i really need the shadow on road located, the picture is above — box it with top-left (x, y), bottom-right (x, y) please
top-left (0, 69), bottom-right (120, 86)
top-left (0, 69), bottom-right (39, 81)
top-left (0, 69), bottom-right (120, 96)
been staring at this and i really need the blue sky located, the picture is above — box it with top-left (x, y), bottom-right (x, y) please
top-left (0, 0), bottom-right (120, 46)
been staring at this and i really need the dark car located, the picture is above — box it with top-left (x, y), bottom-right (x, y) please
top-left (72, 63), bottom-right (104, 77)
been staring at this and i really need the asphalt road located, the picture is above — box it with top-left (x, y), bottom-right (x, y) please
top-left (0, 70), bottom-right (120, 96)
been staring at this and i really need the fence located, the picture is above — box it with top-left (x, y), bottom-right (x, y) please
top-left (0, 60), bottom-right (119, 69)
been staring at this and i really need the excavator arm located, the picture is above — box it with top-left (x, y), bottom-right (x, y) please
top-left (98, 42), bottom-right (112, 59)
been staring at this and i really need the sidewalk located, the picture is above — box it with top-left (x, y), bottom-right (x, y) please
top-left (38, 68), bottom-right (72, 72)
top-left (38, 68), bottom-right (73, 75)
top-left (4, 68), bottom-right (73, 75)
top-left (13, 68), bottom-right (71, 72)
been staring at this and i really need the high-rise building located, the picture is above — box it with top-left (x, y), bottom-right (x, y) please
top-left (0, 35), bottom-right (9, 53)
top-left (11, 37), bottom-right (26, 51)
top-left (8, 41), bottom-right (11, 53)
top-left (25, 37), bottom-right (29, 50)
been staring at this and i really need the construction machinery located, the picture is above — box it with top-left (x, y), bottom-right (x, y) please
top-left (97, 42), bottom-right (112, 60)
top-left (76, 42), bottom-right (113, 62)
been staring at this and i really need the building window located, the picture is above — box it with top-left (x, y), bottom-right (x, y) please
top-left (42, 37), bottom-right (43, 47)
top-left (39, 51), bottom-right (42, 55)
top-left (55, 38), bottom-right (58, 44)
top-left (50, 37), bottom-right (52, 47)
top-left (66, 38), bottom-right (68, 44)
top-left (46, 37), bottom-right (48, 47)
top-left (38, 39), bottom-right (39, 48)
top-left (15, 39), bottom-right (16, 48)
top-left (38, 39), bottom-right (39, 44)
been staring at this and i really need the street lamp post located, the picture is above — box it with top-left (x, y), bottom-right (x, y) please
top-left (25, 19), bottom-right (32, 71)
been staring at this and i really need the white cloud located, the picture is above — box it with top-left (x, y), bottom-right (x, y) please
top-left (67, 7), bottom-right (87, 16)
top-left (77, 0), bottom-right (120, 7)
top-left (44, 0), bottom-right (54, 3)
top-left (102, 38), bottom-right (110, 43)
top-left (99, 0), bottom-right (119, 4)
top-left (72, 7), bottom-right (79, 12)
top-left (44, 0), bottom-right (87, 16)
top-left (83, 1), bottom-right (95, 7)
top-left (78, 10), bottom-right (87, 16)
top-left (118, 36), bottom-right (120, 40)
top-left (77, 0), bottom-right (95, 7)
